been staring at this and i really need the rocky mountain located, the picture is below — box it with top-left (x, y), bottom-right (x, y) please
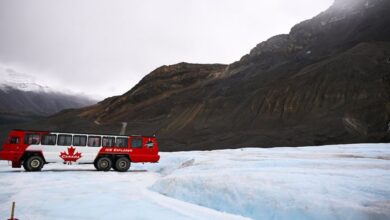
top-left (0, 68), bottom-right (97, 124)
top-left (4, 0), bottom-right (390, 151)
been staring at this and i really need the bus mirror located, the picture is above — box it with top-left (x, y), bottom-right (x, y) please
top-left (146, 141), bottom-right (154, 148)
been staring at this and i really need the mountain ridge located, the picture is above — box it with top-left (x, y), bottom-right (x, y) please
top-left (0, 67), bottom-right (97, 125)
top-left (3, 0), bottom-right (390, 150)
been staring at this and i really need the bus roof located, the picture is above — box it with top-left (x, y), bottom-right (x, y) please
top-left (10, 129), bottom-right (156, 138)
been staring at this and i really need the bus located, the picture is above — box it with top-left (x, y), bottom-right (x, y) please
top-left (0, 129), bottom-right (160, 172)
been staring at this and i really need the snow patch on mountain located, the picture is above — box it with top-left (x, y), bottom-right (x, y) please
top-left (0, 66), bottom-right (51, 93)
top-left (0, 66), bottom-right (95, 100)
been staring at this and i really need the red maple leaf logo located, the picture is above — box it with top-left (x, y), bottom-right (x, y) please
top-left (59, 147), bottom-right (82, 163)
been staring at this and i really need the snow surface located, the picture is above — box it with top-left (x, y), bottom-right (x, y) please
top-left (1, 143), bottom-right (390, 220)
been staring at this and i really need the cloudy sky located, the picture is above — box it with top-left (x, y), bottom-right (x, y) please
top-left (0, 0), bottom-right (333, 99)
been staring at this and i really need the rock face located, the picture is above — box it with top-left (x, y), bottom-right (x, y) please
top-left (79, 63), bottom-right (227, 124)
top-left (5, 0), bottom-right (390, 151)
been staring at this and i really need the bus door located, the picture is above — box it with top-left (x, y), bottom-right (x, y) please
top-left (129, 136), bottom-right (145, 162)
top-left (143, 137), bottom-right (158, 161)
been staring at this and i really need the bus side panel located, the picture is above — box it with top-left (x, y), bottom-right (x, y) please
top-left (27, 145), bottom-right (101, 163)
top-left (99, 147), bottom-right (132, 155)
top-left (0, 148), bottom-right (24, 162)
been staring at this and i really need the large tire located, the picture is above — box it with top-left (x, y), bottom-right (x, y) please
top-left (93, 161), bottom-right (98, 170)
top-left (23, 155), bottom-right (44, 172)
top-left (114, 157), bottom-right (131, 172)
top-left (96, 157), bottom-right (112, 171)
top-left (22, 161), bottom-right (29, 170)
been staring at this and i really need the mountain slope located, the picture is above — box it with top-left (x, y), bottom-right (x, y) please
top-left (0, 86), bottom-right (96, 114)
top-left (10, 0), bottom-right (390, 150)
top-left (0, 67), bottom-right (97, 124)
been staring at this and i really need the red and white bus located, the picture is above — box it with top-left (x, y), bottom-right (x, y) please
top-left (0, 129), bottom-right (160, 172)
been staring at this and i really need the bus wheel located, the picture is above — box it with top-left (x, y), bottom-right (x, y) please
top-left (24, 155), bottom-right (44, 172)
top-left (96, 157), bottom-right (112, 171)
top-left (93, 161), bottom-right (98, 170)
top-left (115, 157), bottom-right (131, 172)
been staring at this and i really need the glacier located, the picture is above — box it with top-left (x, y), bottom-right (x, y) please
top-left (0, 143), bottom-right (389, 220)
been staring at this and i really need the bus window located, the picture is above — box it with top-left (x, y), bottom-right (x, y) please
top-left (9, 136), bottom-right (20, 144)
top-left (42, 134), bottom-right (57, 145)
top-left (73, 135), bottom-right (87, 147)
top-left (102, 136), bottom-right (115, 147)
top-left (88, 136), bottom-right (101, 147)
top-left (57, 135), bottom-right (72, 146)
top-left (131, 137), bottom-right (142, 148)
top-left (25, 134), bottom-right (40, 145)
top-left (116, 137), bottom-right (128, 148)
